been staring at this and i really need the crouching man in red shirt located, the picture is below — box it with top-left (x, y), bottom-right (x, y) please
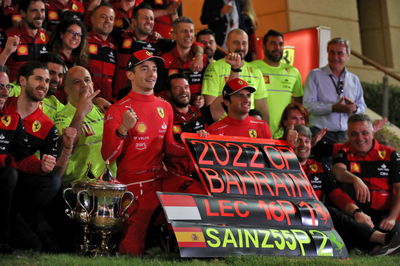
top-left (101, 49), bottom-right (206, 255)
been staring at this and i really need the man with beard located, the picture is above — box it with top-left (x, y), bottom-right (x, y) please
top-left (196, 28), bottom-right (224, 65)
top-left (2, 61), bottom-right (76, 251)
top-left (4, 0), bottom-right (49, 82)
top-left (37, 53), bottom-right (66, 121)
top-left (201, 29), bottom-right (268, 121)
top-left (206, 78), bottom-right (271, 138)
top-left (87, 3), bottom-right (117, 102)
top-left (304, 37), bottom-right (366, 144)
top-left (250, 30), bottom-right (303, 139)
top-left (165, 73), bottom-right (223, 177)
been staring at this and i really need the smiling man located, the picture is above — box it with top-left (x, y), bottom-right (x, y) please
top-left (2, 61), bottom-right (76, 251)
top-left (102, 49), bottom-right (205, 255)
top-left (250, 30), bottom-right (303, 138)
top-left (87, 3), bottom-right (117, 102)
top-left (5, 0), bottom-right (48, 82)
top-left (332, 114), bottom-right (400, 235)
top-left (206, 78), bottom-right (271, 138)
top-left (161, 16), bottom-right (207, 96)
top-left (304, 37), bottom-right (367, 144)
top-left (201, 29), bottom-right (269, 121)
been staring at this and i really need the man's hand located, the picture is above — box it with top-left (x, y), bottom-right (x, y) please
top-left (190, 55), bottom-right (204, 73)
top-left (93, 96), bottom-right (111, 113)
top-left (286, 125), bottom-right (298, 147)
top-left (77, 90), bottom-right (101, 117)
top-left (62, 127), bottom-right (77, 148)
top-left (87, 0), bottom-right (101, 11)
top-left (332, 96), bottom-right (357, 113)
top-left (197, 129), bottom-right (209, 138)
top-left (354, 211), bottom-right (374, 228)
top-left (220, 4), bottom-right (233, 15)
top-left (373, 117), bottom-right (388, 133)
top-left (225, 52), bottom-right (243, 69)
top-left (311, 127), bottom-right (327, 147)
top-left (118, 108), bottom-right (138, 135)
top-left (379, 217), bottom-right (396, 231)
top-left (3, 35), bottom-right (20, 56)
top-left (41, 154), bottom-right (56, 173)
top-left (352, 176), bottom-right (371, 203)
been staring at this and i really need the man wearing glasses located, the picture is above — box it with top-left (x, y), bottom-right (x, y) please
top-left (303, 37), bottom-right (367, 144)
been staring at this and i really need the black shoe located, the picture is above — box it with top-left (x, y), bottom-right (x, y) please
top-left (371, 231), bottom-right (400, 256)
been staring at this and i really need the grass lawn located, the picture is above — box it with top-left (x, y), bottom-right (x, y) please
top-left (1, 250), bottom-right (399, 266)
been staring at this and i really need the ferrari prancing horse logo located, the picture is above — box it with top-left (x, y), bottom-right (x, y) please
top-left (157, 107), bottom-right (164, 118)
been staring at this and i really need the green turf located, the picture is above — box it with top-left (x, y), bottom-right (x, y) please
top-left (1, 250), bottom-right (399, 266)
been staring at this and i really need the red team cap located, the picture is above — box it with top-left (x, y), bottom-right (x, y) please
top-left (222, 78), bottom-right (255, 97)
top-left (127, 49), bottom-right (165, 70)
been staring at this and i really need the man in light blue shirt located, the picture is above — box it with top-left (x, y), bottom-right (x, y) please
top-left (303, 37), bottom-right (366, 143)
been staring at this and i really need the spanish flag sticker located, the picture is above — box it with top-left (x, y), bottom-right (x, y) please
top-left (1, 115), bottom-right (11, 127)
top-left (264, 75), bottom-right (270, 84)
top-left (174, 227), bottom-right (206, 248)
top-left (88, 44), bottom-right (98, 55)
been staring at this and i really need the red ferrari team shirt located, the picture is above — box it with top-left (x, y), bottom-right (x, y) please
top-left (206, 115), bottom-right (272, 139)
top-left (102, 90), bottom-right (187, 183)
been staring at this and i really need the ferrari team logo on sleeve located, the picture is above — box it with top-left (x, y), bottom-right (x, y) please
top-left (32, 120), bottom-right (42, 132)
top-left (1, 115), bottom-right (11, 127)
top-left (309, 163), bottom-right (318, 173)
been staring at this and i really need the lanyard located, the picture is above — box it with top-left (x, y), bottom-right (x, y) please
top-left (329, 74), bottom-right (344, 96)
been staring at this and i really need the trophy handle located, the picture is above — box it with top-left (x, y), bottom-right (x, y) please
top-left (63, 187), bottom-right (74, 217)
top-left (77, 190), bottom-right (91, 215)
top-left (121, 191), bottom-right (134, 215)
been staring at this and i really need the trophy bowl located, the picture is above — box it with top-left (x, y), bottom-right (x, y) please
top-left (78, 182), bottom-right (134, 231)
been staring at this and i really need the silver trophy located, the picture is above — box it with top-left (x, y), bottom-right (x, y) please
top-left (64, 162), bottom-right (134, 256)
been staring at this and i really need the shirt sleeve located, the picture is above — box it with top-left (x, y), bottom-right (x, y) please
top-left (101, 105), bottom-right (126, 162)
top-left (303, 70), bottom-right (334, 115)
top-left (333, 150), bottom-right (349, 166)
top-left (201, 62), bottom-right (220, 97)
top-left (292, 68), bottom-right (304, 97)
top-left (163, 103), bottom-right (188, 157)
top-left (352, 75), bottom-right (367, 114)
top-left (40, 125), bottom-right (59, 159)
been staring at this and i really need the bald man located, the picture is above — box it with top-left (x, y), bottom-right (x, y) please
top-left (54, 66), bottom-right (116, 187)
